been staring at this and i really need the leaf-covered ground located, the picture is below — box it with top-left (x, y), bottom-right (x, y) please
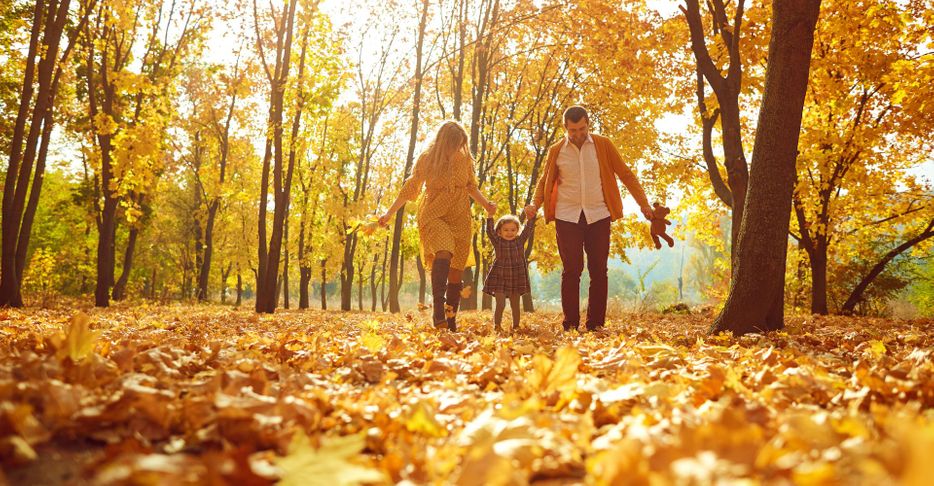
top-left (1, 305), bottom-right (932, 485)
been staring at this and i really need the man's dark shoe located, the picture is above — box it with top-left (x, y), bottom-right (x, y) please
top-left (562, 321), bottom-right (578, 332)
top-left (585, 323), bottom-right (605, 332)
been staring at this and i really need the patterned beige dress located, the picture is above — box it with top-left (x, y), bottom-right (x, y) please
top-left (398, 150), bottom-right (477, 270)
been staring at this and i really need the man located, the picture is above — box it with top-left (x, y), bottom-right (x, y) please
top-left (525, 106), bottom-right (653, 332)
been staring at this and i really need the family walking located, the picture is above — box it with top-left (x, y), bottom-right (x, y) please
top-left (379, 106), bottom-right (656, 332)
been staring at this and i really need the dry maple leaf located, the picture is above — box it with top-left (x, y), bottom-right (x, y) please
top-left (57, 312), bottom-right (101, 363)
top-left (405, 401), bottom-right (446, 437)
top-left (528, 346), bottom-right (581, 395)
top-left (360, 330), bottom-right (385, 353)
top-left (274, 431), bottom-right (385, 486)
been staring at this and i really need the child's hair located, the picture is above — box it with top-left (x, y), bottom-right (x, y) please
top-left (495, 214), bottom-right (522, 233)
top-left (423, 120), bottom-right (471, 175)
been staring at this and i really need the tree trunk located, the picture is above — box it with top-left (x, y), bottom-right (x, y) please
top-left (341, 232), bottom-right (356, 310)
top-left (388, 0), bottom-right (429, 313)
top-left (1, 0), bottom-right (74, 307)
top-left (682, 0), bottom-right (749, 272)
top-left (416, 255), bottom-right (426, 305)
top-left (95, 198), bottom-right (118, 307)
top-left (197, 202), bottom-right (219, 301)
top-left (711, 0), bottom-right (821, 335)
top-left (461, 233), bottom-right (479, 310)
top-left (299, 266), bottom-right (311, 309)
top-left (275, 273), bottom-right (283, 307)
top-left (481, 257), bottom-right (492, 310)
top-left (459, 2), bottom-right (500, 312)
top-left (235, 270), bottom-right (243, 306)
top-left (297, 195), bottom-right (310, 309)
top-left (522, 292), bottom-right (535, 313)
top-left (283, 218), bottom-right (290, 309)
top-left (112, 226), bottom-right (140, 301)
top-left (148, 268), bottom-right (157, 299)
top-left (320, 260), bottom-right (327, 310)
top-left (221, 262), bottom-right (232, 304)
top-left (809, 243), bottom-right (829, 314)
top-left (255, 1), bottom-right (303, 314)
top-left (380, 243), bottom-right (389, 311)
top-left (357, 262), bottom-right (364, 311)
top-left (370, 253), bottom-right (378, 312)
top-left (719, 96), bottom-right (749, 266)
top-left (255, 0), bottom-right (293, 313)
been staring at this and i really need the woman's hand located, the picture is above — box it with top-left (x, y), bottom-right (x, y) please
top-left (484, 200), bottom-right (497, 217)
top-left (377, 211), bottom-right (392, 227)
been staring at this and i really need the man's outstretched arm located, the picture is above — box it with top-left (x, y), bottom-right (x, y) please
top-left (608, 142), bottom-right (653, 220)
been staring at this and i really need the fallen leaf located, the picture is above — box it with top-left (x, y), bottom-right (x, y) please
top-left (275, 431), bottom-right (384, 486)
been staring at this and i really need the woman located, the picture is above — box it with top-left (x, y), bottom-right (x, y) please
top-left (379, 121), bottom-right (496, 330)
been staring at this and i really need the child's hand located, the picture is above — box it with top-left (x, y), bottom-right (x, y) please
top-left (485, 205), bottom-right (495, 218)
top-left (485, 201), bottom-right (497, 216)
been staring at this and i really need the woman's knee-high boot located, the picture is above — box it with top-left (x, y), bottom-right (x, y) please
top-left (445, 282), bottom-right (463, 331)
top-left (430, 259), bottom-right (451, 327)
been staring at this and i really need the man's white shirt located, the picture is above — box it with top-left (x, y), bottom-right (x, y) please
top-left (554, 134), bottom-right (610, 224)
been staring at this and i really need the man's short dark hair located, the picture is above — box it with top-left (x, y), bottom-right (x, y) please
top-left (563, 105), bottom-right (589, 123)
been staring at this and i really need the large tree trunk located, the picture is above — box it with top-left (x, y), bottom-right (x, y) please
top-left (711, 0), bottom-right (821, 335)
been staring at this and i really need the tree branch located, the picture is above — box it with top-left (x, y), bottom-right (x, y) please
top-left (681, 0), bottom-right (727, 94)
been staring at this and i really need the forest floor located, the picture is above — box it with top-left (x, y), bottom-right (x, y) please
top-left (0, 304), bottom-right (932, 485)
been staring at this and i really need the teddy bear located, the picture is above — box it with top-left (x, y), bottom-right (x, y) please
top-left (650, 202), bottom-right (674, 249)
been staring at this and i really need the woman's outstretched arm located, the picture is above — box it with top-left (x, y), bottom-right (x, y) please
top-left (468, 185), bottom-right (497, 214)
top-left (379, 155), bottom-right (427, 225)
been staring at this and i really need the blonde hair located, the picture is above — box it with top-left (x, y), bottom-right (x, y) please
top-left (495, 214), bottom-right (522, 233)
top-left (423, 120), bottom-right (471, 176)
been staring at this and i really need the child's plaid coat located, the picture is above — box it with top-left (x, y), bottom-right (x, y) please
top-left (482, 216), bottom-right (535, 297)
